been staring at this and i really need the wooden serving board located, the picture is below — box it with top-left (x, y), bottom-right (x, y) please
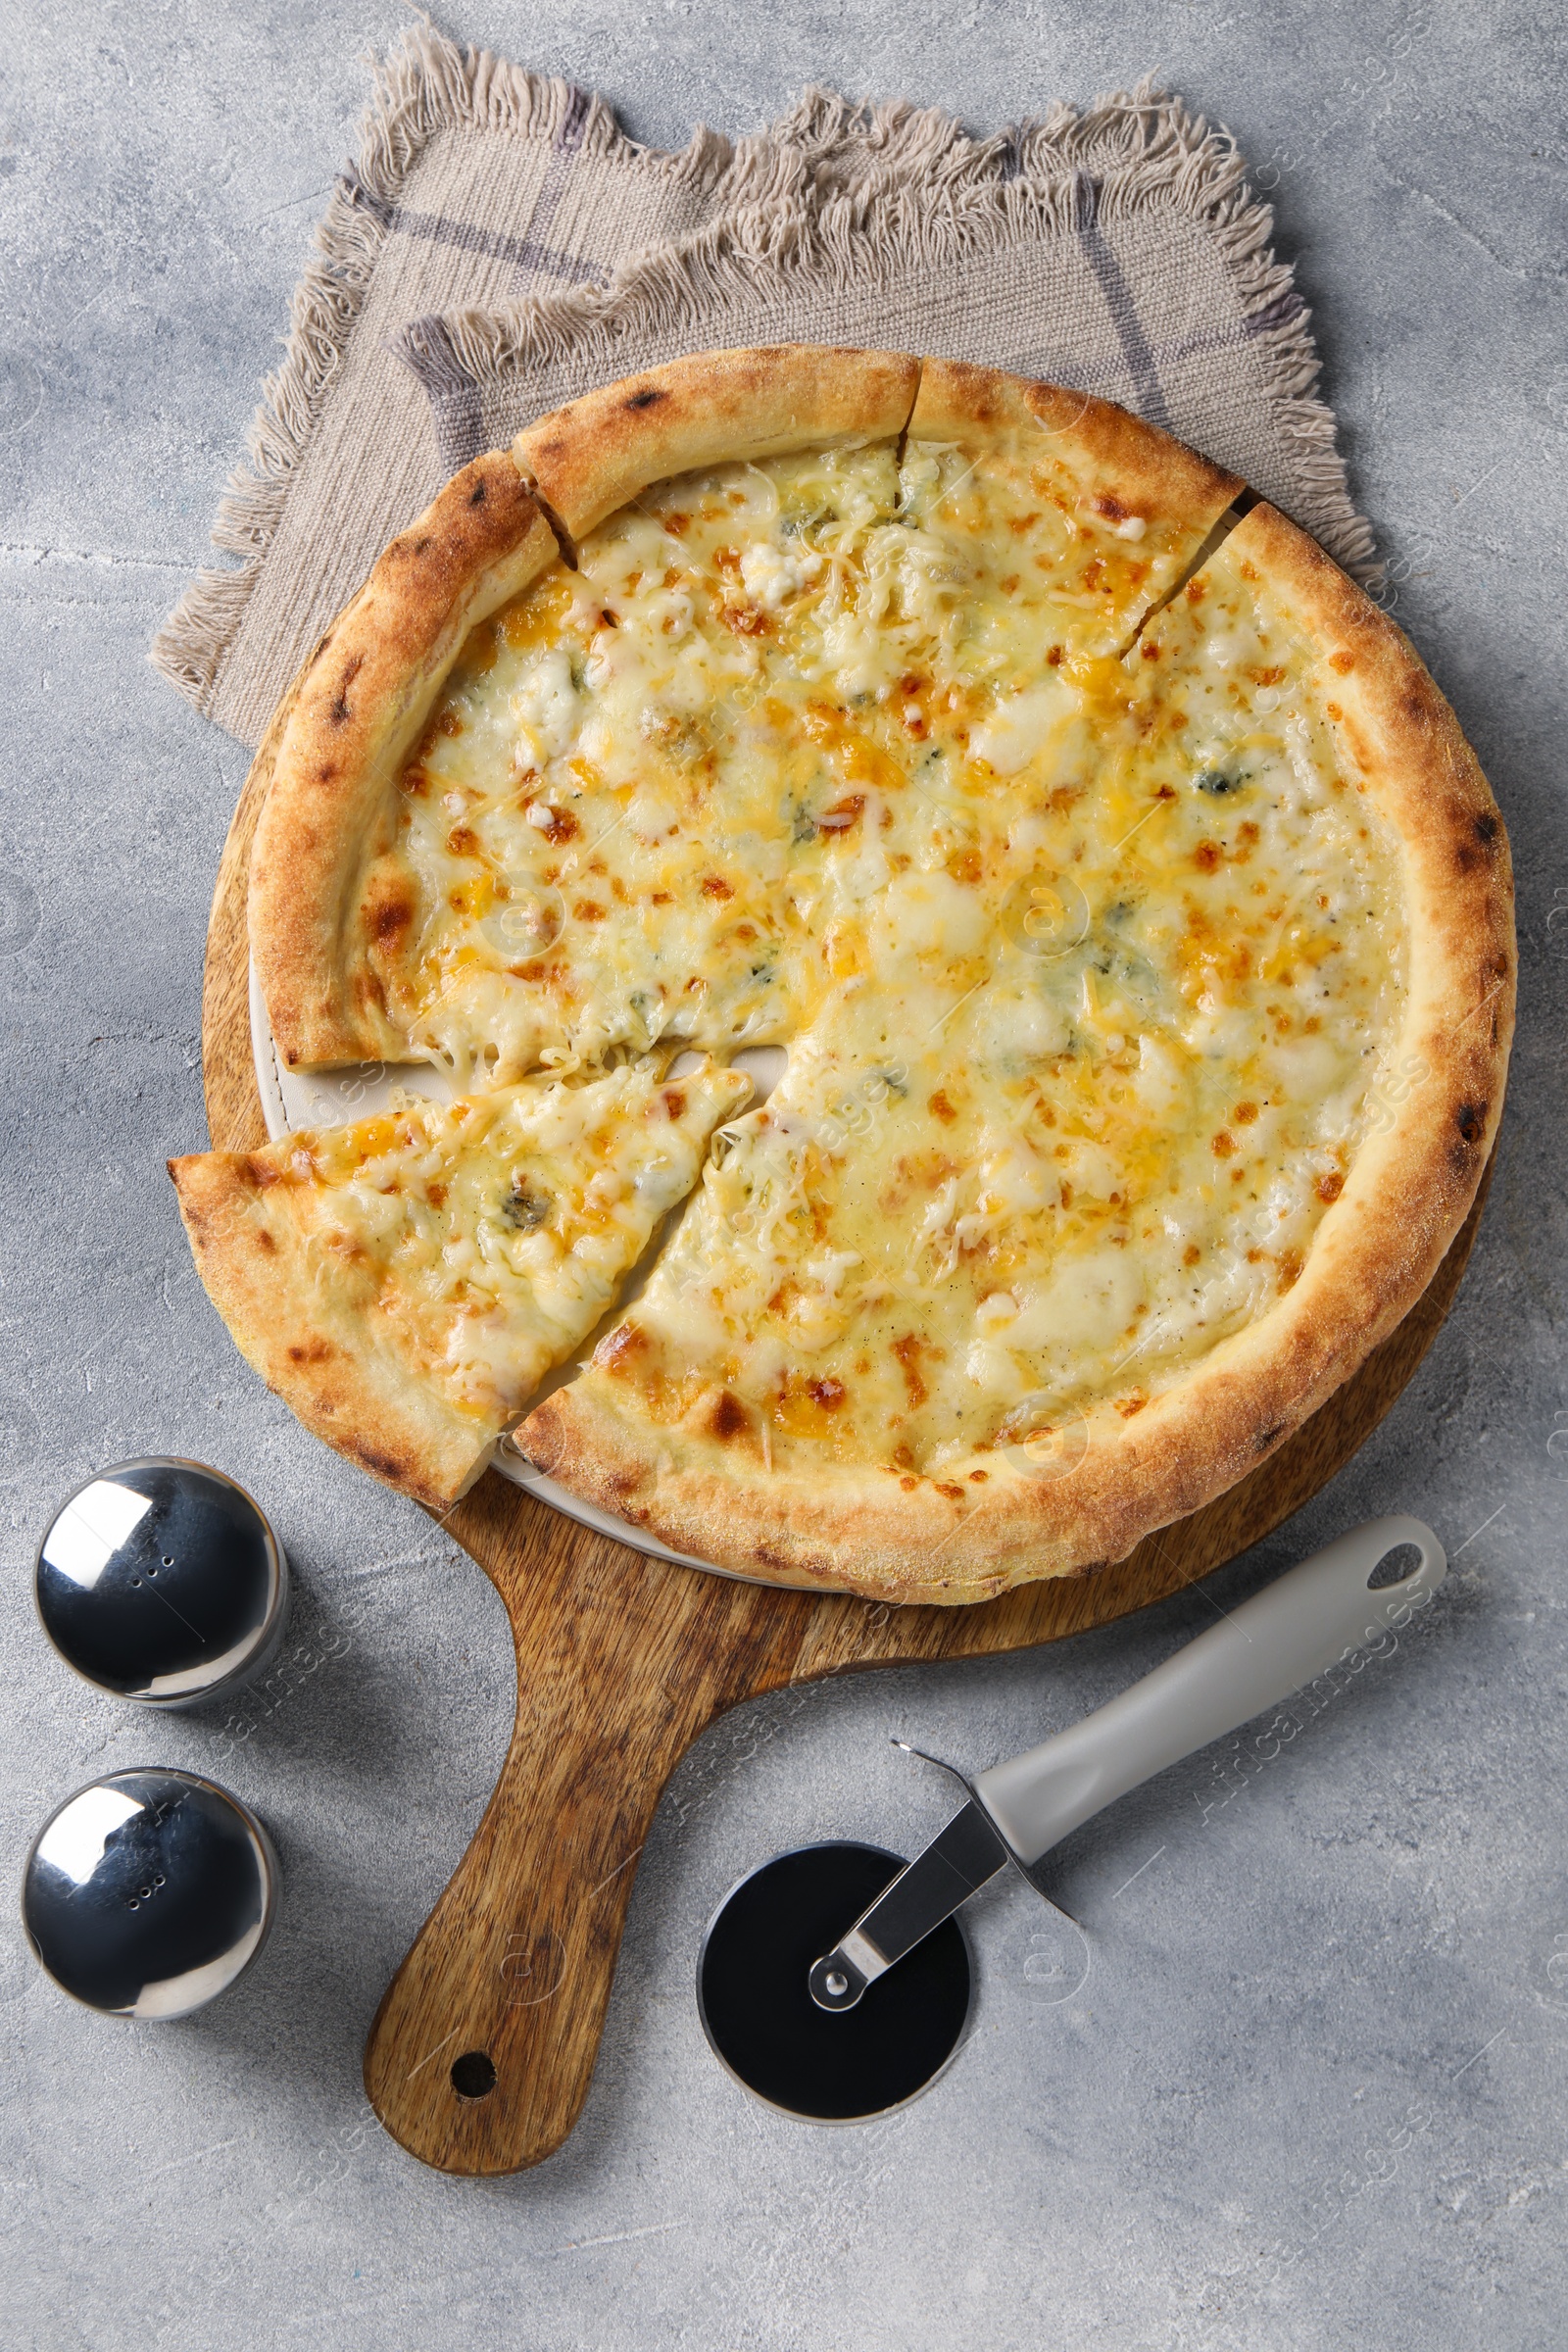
top-left (202, 700), bottom-right (1493, 2177)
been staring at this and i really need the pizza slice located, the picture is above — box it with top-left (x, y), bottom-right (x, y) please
top-left (170, 1060), bottom-right (751, 1509)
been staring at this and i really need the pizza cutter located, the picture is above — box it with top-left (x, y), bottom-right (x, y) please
top-left (698, 1515), bottom-right (1445, 2121)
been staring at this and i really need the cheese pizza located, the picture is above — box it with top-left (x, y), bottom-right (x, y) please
top-left (177, 346), bottom-right (1513, 1600)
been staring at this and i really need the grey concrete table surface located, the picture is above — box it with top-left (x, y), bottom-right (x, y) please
top-left (1, 2), bottom-right (1564, 2345)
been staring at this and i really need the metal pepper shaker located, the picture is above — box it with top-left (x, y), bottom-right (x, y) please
top-left (33, 1457), bottom-right (288, 1706)
top-left (22, 1768), bottom-right (278, 2018)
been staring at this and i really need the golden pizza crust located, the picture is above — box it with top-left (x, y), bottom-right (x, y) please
top-left (171, 1148), bottom-right (495, 1510)
top-left (519, 499), bottom-right (1514, 1603)
top-left (908, 357), bottom-right (1246, 539)
top-left (512, 344), bottom-right (922, 544)
top-left (250, 449), bottom-right (560, 1072)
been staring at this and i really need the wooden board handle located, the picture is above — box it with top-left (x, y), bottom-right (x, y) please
top-left (362, 1479), bottom-right (815, 2174)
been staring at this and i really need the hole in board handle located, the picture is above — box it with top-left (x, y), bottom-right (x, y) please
top-left (451, 2049), bottom-right (498, 2101)
top-left (1367, 1542), bottom-right (1425, 1591)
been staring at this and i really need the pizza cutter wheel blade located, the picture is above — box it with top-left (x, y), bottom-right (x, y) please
top-left (697, 1517), bottom-right (1446, 2123)
top-left (698, 1842), bottom-right (973, 2122)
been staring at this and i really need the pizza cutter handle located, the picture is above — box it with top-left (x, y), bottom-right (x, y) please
top-left (974, 1515), bottom-right (1446, 1868)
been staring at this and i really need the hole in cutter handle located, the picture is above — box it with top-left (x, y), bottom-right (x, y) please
top-left (1368, 1540), bottom-right (1426, 1589)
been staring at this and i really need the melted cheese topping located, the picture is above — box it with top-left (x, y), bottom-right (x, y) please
top-left (376, 441), bottom-right (1406, 1475)
top-left (393, 436), bottom-right (1211, 1083)
top-left (253, 1061), bottom-right (749, 1430)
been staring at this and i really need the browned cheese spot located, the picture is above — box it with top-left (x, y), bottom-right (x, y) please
top-left (709, 1391), bottom-right (751, 1441)
top-left (597, 1322), bottom-right (648, 1374)
top-left (369, 893), bottom-right (415, 944)
top-left (892, 1334), bottom-right (928, 1406)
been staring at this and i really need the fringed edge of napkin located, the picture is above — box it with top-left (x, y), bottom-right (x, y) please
top-left (407, 78), bottom-right (1374, 580)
